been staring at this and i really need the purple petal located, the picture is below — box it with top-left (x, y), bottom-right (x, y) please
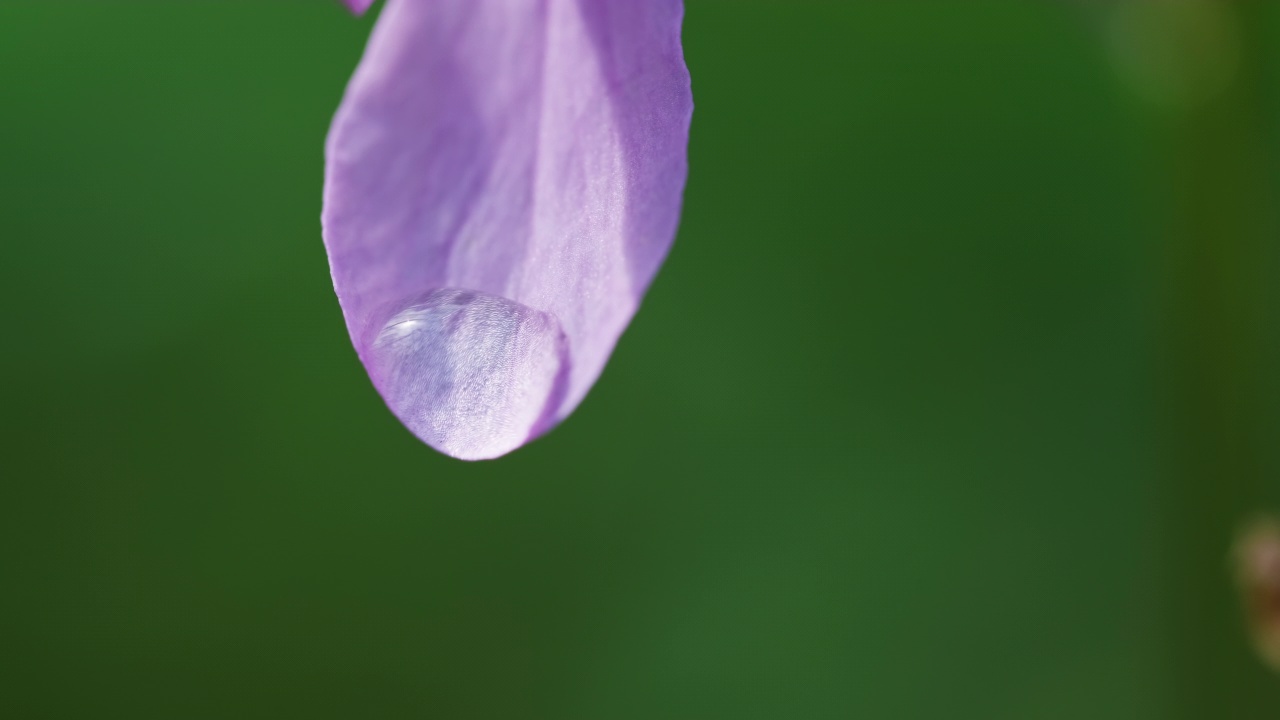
top-left (341, 0), bottom-right (376, 15)
top-left (322, 0), bottom-right (692, 460)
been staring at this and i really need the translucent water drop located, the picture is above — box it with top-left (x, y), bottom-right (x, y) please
top-left (366, 288), bottom-right (567, 461)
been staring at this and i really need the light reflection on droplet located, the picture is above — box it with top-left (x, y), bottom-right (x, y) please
top-left (366, 288), bottom-right (567, 461)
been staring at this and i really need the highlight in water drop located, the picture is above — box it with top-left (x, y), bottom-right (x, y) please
top-left (365, 288), bottom-right (567, 461)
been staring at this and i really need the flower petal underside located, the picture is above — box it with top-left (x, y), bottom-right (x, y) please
top-left (322, 0), bottom-right (692, 460)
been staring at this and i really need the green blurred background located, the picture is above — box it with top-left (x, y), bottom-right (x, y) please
top-left (1, 2), bottom-right (1278, 718)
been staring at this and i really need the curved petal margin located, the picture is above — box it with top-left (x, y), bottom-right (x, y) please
top-left (322, 0), bottom-right (693, 460)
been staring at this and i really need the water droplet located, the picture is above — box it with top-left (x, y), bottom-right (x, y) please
top-left (366, 288), bottom-right (567, 461)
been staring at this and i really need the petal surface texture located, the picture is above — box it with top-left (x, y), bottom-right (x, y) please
top-left (322, 0), bottom-right (692, 460)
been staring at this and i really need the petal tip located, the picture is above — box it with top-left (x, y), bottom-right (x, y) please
top-left (365, 289), bottom-right (569, 462)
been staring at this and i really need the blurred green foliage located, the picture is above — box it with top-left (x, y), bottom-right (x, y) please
top-left (0, 2), bottom-right (1277, 718)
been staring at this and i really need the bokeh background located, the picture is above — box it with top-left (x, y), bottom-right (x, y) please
top-left (2, 2), bottom-right (1279, 718)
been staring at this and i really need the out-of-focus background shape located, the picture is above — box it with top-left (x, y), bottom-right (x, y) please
top-left (1, 2), bottom-right (1277, 718)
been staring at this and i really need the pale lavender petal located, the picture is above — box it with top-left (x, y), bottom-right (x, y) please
top-left (322, 0), bottom-right (692, 460)
top-left (341, 0), bottom-right (376, 15)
